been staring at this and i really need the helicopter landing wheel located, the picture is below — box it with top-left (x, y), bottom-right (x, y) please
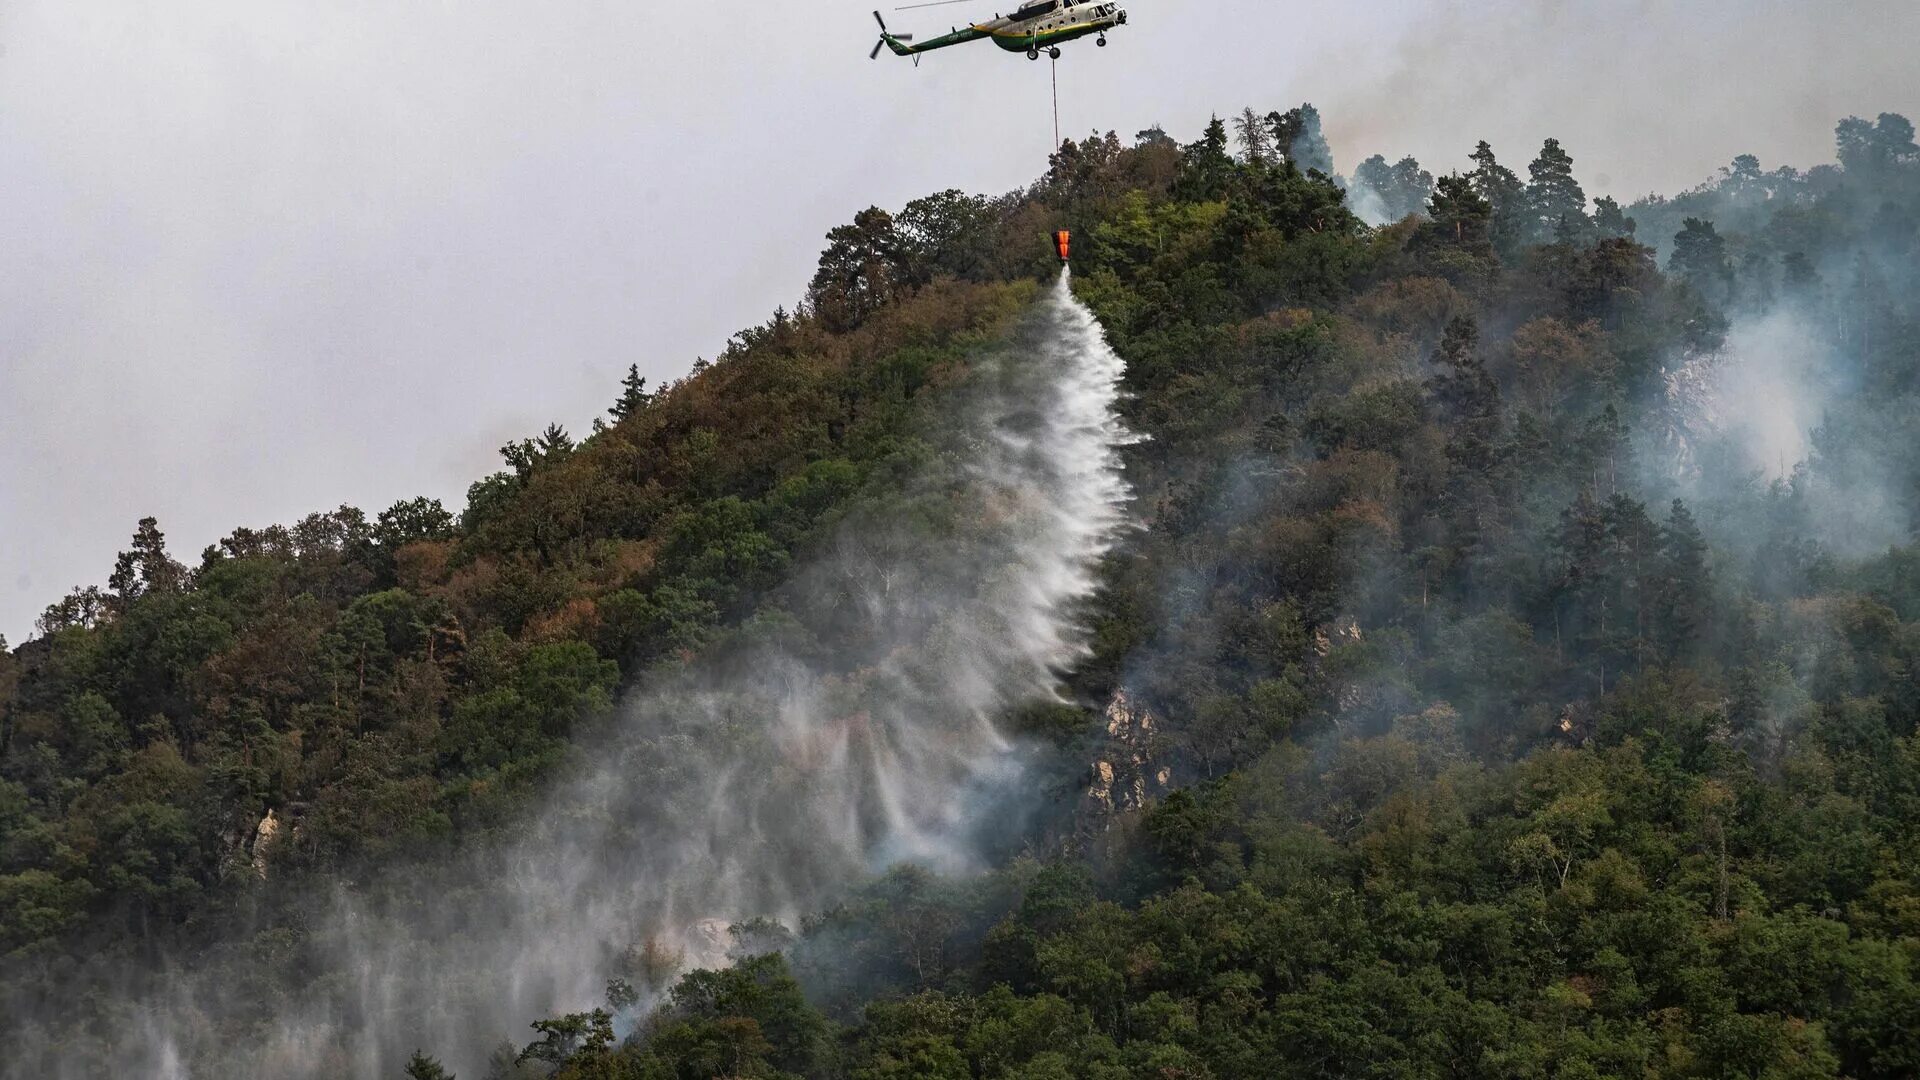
top-left (1027, 47), bottom-right (1040, 59)
top-left (1049, 46), bottom-right (1062, 59)
top-left (1097, 34), bottom-right (1107, 46)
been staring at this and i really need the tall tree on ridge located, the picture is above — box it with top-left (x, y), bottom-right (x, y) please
top-left (1527, 138), bottom-right (1589, 243)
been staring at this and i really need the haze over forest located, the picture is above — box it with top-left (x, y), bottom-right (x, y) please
top-left (3, 0), bottom-right (1915, 643)
top-left (4, 2), bottom-right (1920, 1079)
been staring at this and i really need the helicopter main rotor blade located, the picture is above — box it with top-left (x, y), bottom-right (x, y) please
top-left (870, 39), bottom-right (885, 59)
top-left (895, 0), bottom-right (974, 10)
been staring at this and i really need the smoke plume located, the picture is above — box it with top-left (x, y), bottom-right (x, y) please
top-left (8, 274), bottom-right (1134, 1079)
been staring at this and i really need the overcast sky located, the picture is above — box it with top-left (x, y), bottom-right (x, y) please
top-left (3, 0), bottom-right (1914, 643)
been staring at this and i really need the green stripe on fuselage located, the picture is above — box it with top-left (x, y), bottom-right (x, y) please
top-left (989, 21), bottom-right (1104, 51)
top-left (888, 25), bottom-right (988, 54)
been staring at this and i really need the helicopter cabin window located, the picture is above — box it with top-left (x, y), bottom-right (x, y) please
top-left (1013, 1), bottom-right (1059, 20)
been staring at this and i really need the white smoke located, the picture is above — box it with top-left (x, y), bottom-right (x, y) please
top-left (9, 274), bottom-right (1135, 1078)
top-left (1662, 309), bottom-right (1830, 482)
top-left (1716, 310), bottom-right (1831, 479)
top-left (1661, 303), bottom-right (1911, 558)
top-left (1346, 181), bottom-right (1394, 228)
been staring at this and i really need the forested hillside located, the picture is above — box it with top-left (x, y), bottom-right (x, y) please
top-left (5, 107), bottom-right (1920, 1078)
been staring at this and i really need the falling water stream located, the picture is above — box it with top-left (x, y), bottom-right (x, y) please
top-left (12, 272), bottom-right (1133, 1078)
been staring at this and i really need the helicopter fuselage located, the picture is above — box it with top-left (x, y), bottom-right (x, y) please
top-left (983, 0), bottom-right (1126, 51)
top-left (879, 0), bottom-right (1127, 59)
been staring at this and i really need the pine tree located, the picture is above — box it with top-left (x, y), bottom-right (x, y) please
top-left (1134, 125), bottom-right (1175, 150)
top-left (1836, 112), bottom-right (1919, 175)
top-left (536, 423), bottom-right (574, 458)
top-left (1176, 116), bottom-right (1236, 199)
top-left (1592, 196), bottom-right (1636, 239)
top-left (1420, 173), bottom-right (1495, 258)
top-left (1781, 251), bottom-right (1821, 292)
top-left (806, 207), bottom-right (906, 331)
top-left (403, 1051), bottom-right (454, 1080)
top-left (1352, 155), bottom-right (1434, 222)
top-left (1575, 404), bottom-right (1630, 497)
top-left (1468, 141), bottom-right (1527, 253)
top-left (1670, 217), bottom-right (1734, 304)
top-left (108, 517), bottom-right (184, 608)
top-left (1552, 489), bottom-right (1609, 664)
top-left (609, 363), bottom-right (651, 423)
top-left (1657, 499), bottom-right (1711, 656)
top-left (1526, 138), bottom-right (1589, 242)
top-left (1426, 316), bottom-right (1504, 599)
top-left (499, 424), bottom-right (574, 483)
top-left (1266, 104), bottom-right (1333, 175)
top-left (1391, 156), bottom-right (1435, 216)
top-left (1721, 153), bottom-right (1767, 205)
top-left (1600, 493), bottom-right (1661, 662)
top-left (1427, 316), bottom-right (1499, 447)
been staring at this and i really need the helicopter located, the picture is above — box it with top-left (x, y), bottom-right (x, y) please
top-left (870, 0), bottom-right (1128, 62)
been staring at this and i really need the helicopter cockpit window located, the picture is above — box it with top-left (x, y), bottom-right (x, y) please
top-left (1012, 0), bottom-right (1059, 20)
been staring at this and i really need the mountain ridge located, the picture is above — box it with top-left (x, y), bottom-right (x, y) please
top-left (5, 106), bottom-right (1920, 1078)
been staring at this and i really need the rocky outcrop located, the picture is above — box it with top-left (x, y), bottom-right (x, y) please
top-left (682, 918), bottom-right (734, 968)
top-left (250, 809), bottom-right (280, 879)
top-left (1314, 616), bottom-right (1376, 721)
top-left (1079, 689), bottom-right (1172, 830)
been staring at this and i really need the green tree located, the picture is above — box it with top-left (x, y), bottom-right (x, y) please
top-left (1592, 195), bottom-right (1636, 238)
top-left (896, 190), bottom-right (995, 284)
top-left (665, 954), bottom-right (833, 1077)
top-left (108, 517), bottom-right (185, 609)
top-left (1670, 217), bottom-right (1734, 305)
top-left (1526, 137), bottom-right (1589, 242)
top-left (609, 363), bottom-right (652, 423)
top-left (1656, 498), bottom-right (1711, 656)
top-left (1468, 140), bottom-right (1527, 253)
top-left (404, 1050), bottom-right (455, 1079)
top-left (808, 207), bottom-right (907, 332)
top-left (1352, 154), bottom-right (1434, 222)
top-left (1175, 116), bottom-right (1236, 199)
top-left (1836, 112), bottom-right (1918, 175)
top-left (517, 1008), bottom-right (615, 1068)
top-left (1267, 103), bottom-right (1334, 174)
top-left (376, 497), bottom-right (456, 548)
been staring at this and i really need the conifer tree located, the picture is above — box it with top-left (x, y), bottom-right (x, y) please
top-left (1425, 316), bottom-right (1503, 595)
top-left (536, 423), bottom-right (573, 458)
top-left (609, 363), bottom-right (650, 423)
top-left (1267, 104), bottom-right (1333, 175)
top-left (1353, 155), bottom-right (1434, 221)
top-left (1420, 173), bottom-right (1495, 261)
top-left (1427, 316), bottom-right (1498, 440)
top-left (1176, 116), bottom-right (1236, 199)
top-left (1468, 140), bottom-right (1527, 253)
top-left (1657, 498), bottom-right (1711, 656)
top-left (403, 1051), bottom-right (453, 1080)
top-left (1836, 112), bottom-right (1919, 175)
top-left (1592, 196), bottom-right (1636, 239)
top-left (1670, 217), bottom-right (1735, 304)
top-left (1526, 137), bottom-right (1589, 242)
top-left (108, 517), bottom-right (184, 608)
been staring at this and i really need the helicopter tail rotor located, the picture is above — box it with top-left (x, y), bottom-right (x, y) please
top-left (870, 11), bottom-right (913, 58)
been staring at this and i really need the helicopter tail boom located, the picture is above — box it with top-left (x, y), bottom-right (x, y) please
top-left (870, 9), bottom-right (988, 59)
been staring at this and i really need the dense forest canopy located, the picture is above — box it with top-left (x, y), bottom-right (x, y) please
top-left (4, 105), bottom-right (1920, 1078)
